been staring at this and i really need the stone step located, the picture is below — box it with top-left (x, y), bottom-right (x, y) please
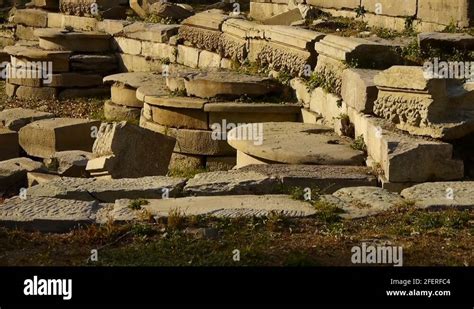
top-left (418, 32), bottom-right (474, 52)
top-left (26, 176), bottom-right (187, 202)
top-left (184, 71), bottom-right (281, 99)
top-left (4, 45), bottom-right (70, 72)
top-left (117, 194), bottom-right (317, 218)
top-left (183, 170), bottom-right (280, 196)
top-left (227, 122), bottom-right (366, 167)
top-left (104, 72), bottom-right (166, 108)
top-left (0, 196), bottom-right (100, 232)
top-left (139, 114), bottom-right (235, 156)
top-left (401, 181), bottom-right (474, 210)
top-left (238, 164), bottom-right (377, 193)
top-left (34, 28), bottom-right (112, 52)
top-left (18, 118), bottom-right (100, 158)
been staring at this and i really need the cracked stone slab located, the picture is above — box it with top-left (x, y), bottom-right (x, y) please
top-left (0, 158), bottom-right (45, 194)
top-left (183, 170), bottom-right (280, 196)
top-left (401, 182), bottom-right (474, 210)
top-left (117, 194), bottom-right (316, 218)
top-left (26, 176), bottom-right (186, 202)
top-left (0, 196), bottom-right (99, 232)
top-left (323, 186), bottom-right (405, 219)
top-left (0, 108), bottom-right (54, 131)
top-left (238, 164), bottom-right (377, 193)
top-left (228, 122), bottom-right (365, 165)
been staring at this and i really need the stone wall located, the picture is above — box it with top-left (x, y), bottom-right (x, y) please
top-left (250, 0), bottom-right (473, 31)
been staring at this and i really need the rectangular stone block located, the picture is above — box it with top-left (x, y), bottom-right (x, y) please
top-left (91, 121), bottom-right (176, 178)
top-left (113, 37), bottom-right (142, 55)
top-left (198, 50), bottom-right (221, 69)
top-left (177, 45), bottom-right (200, 68)
top-left (249, 2), bottom-right (288, 21)
top-left (417, 0), bottom-right (472, 28)
top-left (306, 0), bottom-right (360, 9)
top-left (347, 106), bottom-right (464, 183)
top-left (341, 68), bottom-right (379, 113)
top-left (141, 41), bottom-right (177, 62)
top-left (0, 158), bottom-right (44, 194)
top-left (15, 25), bottom-right (39, 41)
top-left (0, 128), bottom-right (19, 161)
top-left (122, 22), bottom-right (179, 43)
top-left (12, 9), bottom-right (48, 28)
top-left (116, 53), bottom-right (163, 72)
top-left (18, 118), bottom-right (100, 158)
top-left (361, 0), bottom-right (417, 17)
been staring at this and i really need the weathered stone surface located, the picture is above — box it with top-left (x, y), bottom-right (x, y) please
top-left (183, 170), bottom-right (279, 196)
top-left (44, 150), bottom-right (92, 177)
top-left (227, 122), bottom-right (365, 166)
top-left (144, 96), bottom-right (207, 109)
top-left (134, 194), bottom-right (317, 218)
top-left (0, 107), bottom-right (52, 131)
top-left (207, 102), bottom-right (300, 127)
top-left (11, 9), bottom-right (48, 28)
top-left (15, 25), bottom-right (39, 41)
top-left (348, 107), bottom-right (464, 183)
top-left (27, 172), bottom-right (61, 187)
top-left (329, 186), bottom-right (404, 219)
top-left (149, 1), bottom-right (194, 20)
top-left (35, 28), bottom-right (111, 53)
top-left (401, 182), bottom-right (474, 210)
top-left (263, 8), bottom-right (303, 26)
top-left (14, 86), bottom-right (58, 100)
top-left (5, 45), bottom-right (70, 73)
top-left (169, 152), bottom-right (205, 170)
top-left (0, 128), bottom-right (19, 161)
top-left (361, 0), bottom-right (417, 16)
top-left (121, 22), bottom-right (179, 43)
top-left (177, 44), bottom-right (201, 68)
top-left (238, 164), bottom-right (377, 193)
top-left (417, 0), bottom-right (472, 28)
top-left (60, 0), bottom-right (124, 17)
top-left (135, 82), bottom-right (170, 103)
top-left (104, 72), bottom-right (163, 89)
top-left (249, 2), bottom-right (288, 21)
top-left (418, 32), bottom-right (474, 51)
top-left (150, 105), bottom-right (208, 130)
top-left (97, 19), bottom-right (132, 35)
top-left (116, 53), bottom-right (163, 72)
top-left (184, 71), bottom-right (280, 99)
top-left (110, 84), bottom-right (141, 107)
top-left (373, 66), bottom-right (474, 139)
top-left (341, 68), bottom-right (379, 113)
top-left (140, 116), bottom-right (235, 155)
top-left (19, 118), bottom-right (100, 158)
top-left (90, 122), bottom-right (176, 178)
top-left (0, 196), bottom-right (99, 232)
top-left (374, 66), bottom-right (446, 96)
top-left (198, 50), bottom-right (222, 69)
top-left (27, 176), bottom-right (186, 202)
top-left (47, 12), bottom-right (98, 31)
top-left (206, 156), bottom-right (235, 171)
top-left (113, 37), bottom-right (141, 55)
top-left (104, 100), bottom-right (141, 122)
top-left (0, 158), bottom-right (45, 194)
top-left (290, 77), bottom-right (311, 107)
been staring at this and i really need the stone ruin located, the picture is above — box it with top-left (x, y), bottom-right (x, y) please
top-left (0, 0), bottom-right (473, 232)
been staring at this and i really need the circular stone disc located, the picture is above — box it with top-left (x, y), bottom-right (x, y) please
top-left (104, 72), bottom-right (164, 89)
top-left (227, 122), bottom-right (365, 165)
